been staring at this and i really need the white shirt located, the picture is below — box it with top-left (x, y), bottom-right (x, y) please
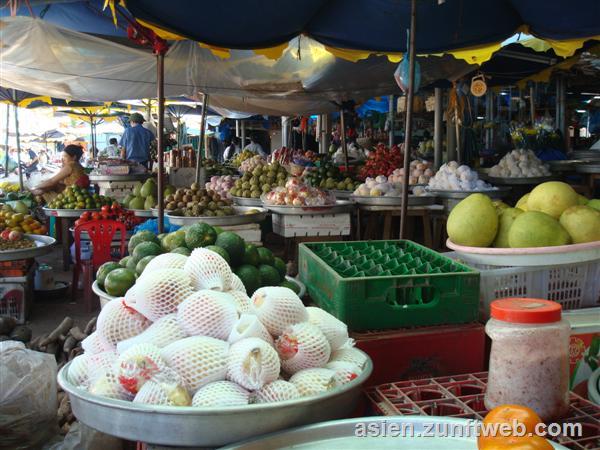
top-left (101, 144), bottom-right (120, 158)
top-left (244, 142), bottom-right (266, 157)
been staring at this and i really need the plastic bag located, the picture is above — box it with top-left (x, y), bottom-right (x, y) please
top-left (44, 422), bottom-right (123, 450)
top-left (0, 341), bottom-right (58, 449)
top-left (394, 56), bottom-right (421, 94)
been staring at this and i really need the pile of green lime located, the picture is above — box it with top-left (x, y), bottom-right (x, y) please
top-left (97, 223), bottom-right (296, 299)
top-left (47, 185), bottom-right (113, 210)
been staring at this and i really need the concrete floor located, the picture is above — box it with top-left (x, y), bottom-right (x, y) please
top-left (27, 246), bottom-right (97, 337)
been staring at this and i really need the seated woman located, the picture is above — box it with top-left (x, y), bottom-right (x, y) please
top-left (32, 144), bottom-right (89, 195)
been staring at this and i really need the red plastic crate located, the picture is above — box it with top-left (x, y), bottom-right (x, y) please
top-left (352, 323), bottom-right (486, 386)
top-left (366, 372), bottom-right (600, 450)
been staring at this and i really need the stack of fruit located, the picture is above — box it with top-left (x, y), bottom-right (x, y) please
top-left (264, 178), bottom-right (335, 207)
top-left (303, 160), bottom-right (360, 191)
top-left (0, 181), bottom-right (20, 194)
top-left (239, 155), bottom-right (267, 174)
top-left (387, 160), bottom-right (435, 185)
top-left (230, 162), bottom-right (288, 199)
top-left (447, 181), bottom-right (600, 248)
top-left (47, 186), bottom-right (113, 210)
top-left (164, 186), bottom-right (235, 217)
top-left (97, 225), bottom-right (297, 298)
top-left (488, 149), bottom-right (551, 178)
top-left (205, 175), bottom-right (236, 199)
top-left (231, 149), bottom-right (261, 168)
top-left (77, 241), bottom-right (365, 411)
top-left (74, 203), bottom-right (140, 230)
top-left (0, 230), bottom-right (35, 251)
top-left (203, 159), bottom-right (237, 177)
top-left (358, 144), bottom-right (403, 180)
top-left (123, 179), bottom-right (176, 211)
top-left (0, 203), bottom-right (47, 235)
top-left (428, 161), bottom-right (492, 191)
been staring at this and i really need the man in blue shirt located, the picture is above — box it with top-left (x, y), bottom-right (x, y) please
top-left (120, 113), bottom-right (155, 166)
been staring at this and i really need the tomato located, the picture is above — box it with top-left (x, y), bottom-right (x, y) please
top-left (74, 219), bottom-right (83, 227)
top-left (478, 436), bottom-right (553, 450)
top-left (101, 205), bottom-right (111, 214)
top-left (80, 211), bottom-right (91, 221)
top-left (91, 212), bottom-right (101, 221)
top-left (101, 211), bottom-right (109, 220)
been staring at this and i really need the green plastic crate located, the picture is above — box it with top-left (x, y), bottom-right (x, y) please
top-left (298, 240), bottom-right (480, 331)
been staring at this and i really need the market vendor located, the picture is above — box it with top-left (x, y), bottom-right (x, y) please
top-left (120, 112), bottom-right (155, 167)
top-left (31, 144), bottom-right (89, 194)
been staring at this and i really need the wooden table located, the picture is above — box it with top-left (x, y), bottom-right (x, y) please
top-left (356, 204), bottom-right (445, 249)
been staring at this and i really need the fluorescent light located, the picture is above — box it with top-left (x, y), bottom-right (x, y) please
top-left (476, 116), bottom-right (485, 120)
top-left (581, 92), bottom-right (600, 96)
top-left (576, 110), bottom-right (586, 113)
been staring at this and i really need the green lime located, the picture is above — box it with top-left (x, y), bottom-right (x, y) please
top-left (96, 261), bottom-right (121, 289)
top-left (258, 264), bottom-right (281, 286)
top-left (104, 268), bottom-right (136, 297)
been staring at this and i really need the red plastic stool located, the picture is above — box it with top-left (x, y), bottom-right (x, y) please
top-left (72, 220), bottom-right (126, 311)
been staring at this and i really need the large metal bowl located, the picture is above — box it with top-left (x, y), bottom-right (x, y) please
top-left (166, 206), bottom-right (268, 226)
top-left (231, 196), bottom-right (263, 207)
top-left (0, 234), bottom-right (56, 261)
top-left (42, 207), bottom-right (100, 218)
top-left (58, 352), bottom-right (373, 447)
top-left (125, 209), bottom-right (155, 218)
top-left (351, 195), bottom-right (436, 207)
top-left (264, 200), bottom-right (353, 215)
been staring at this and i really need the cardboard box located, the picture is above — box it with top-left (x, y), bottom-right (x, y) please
top-left (272, 213), bottom-right (351, 237)
top-left (564, 308), bottom-right (600, 397)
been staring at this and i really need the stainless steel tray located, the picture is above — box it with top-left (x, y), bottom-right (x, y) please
top-left (89, 173), bottom-right (153, 182)
top-left (265, 200), bottom-right (353, 215)
top-left (150, 208), bottom-right (160, 217)
top-left (0, 234), bottom-right (56, 261)
top-left (351, 195), bottom-right (436, 207)
top-left (167, 206), bottom-right (268, 226)
top-left (570, 150), bottom-right (600, 160)
top-left (231, 196), bottom-right (263, 207)
top-left (58, 352), bottom-right (373, 447)
top-left (547, 159), bottom-right (588, 172)
top-left (42, 207), bottom-right (100, 218)
top-left (222, 416), bottom-right (568, 450)
top-left (575, 163), bottom-right (600, 174)
top-left (126, 209), bottom-right (155, 218)
top-left (426, 187), bottom-right (510, 199)
top-left (330, 190), bottom-right (353, 199)
top-left (484, 175), bottom-right (556, 185)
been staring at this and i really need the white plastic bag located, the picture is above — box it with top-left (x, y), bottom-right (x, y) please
top-left (0, 341), bottom-right (58, 449)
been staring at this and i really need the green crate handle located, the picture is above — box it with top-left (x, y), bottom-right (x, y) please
top-left (385, 282), bottom-right (441, 309)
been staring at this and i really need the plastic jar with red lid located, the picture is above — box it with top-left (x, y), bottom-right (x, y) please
top-left (485, 298), bottom-right (570, 421)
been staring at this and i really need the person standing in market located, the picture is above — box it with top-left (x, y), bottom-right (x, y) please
top-left (223, 137), bottom-right (241, 161)
top-left (244, 133), bottom-right (267, 157)
top-left (100, 137), bottom-right (120, 158)
top-left (120, 112), bottom-right (155, 167)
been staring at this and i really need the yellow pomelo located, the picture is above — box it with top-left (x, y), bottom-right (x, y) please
top-left (508, 211), bottom-right (571, 248)
top-left (559, 205), bottom-right (600, 244)
top-left (526, 181), bottom-right (578, 219)
top-left (492, 200), bottom-right (510, 215)
top-left (515, 193), bottom-right (529, 211)
top-left (447, 193), bottom-right (498, 247)
top-left (493, 208), bottom-right (523, 248)
top-left (587, 199), bottom-right (600, 211)
top-left (577, 195), bottom-right (589, 205)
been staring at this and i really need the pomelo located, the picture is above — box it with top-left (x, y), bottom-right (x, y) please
top-left (508, 211), bottom-right (571, 248)
top-left (559, 205), bottom-right (600, 244)
top-left (587, 199), bottom-right (600, 212)
top-left (577, 195), bottom-right (589, 205)
top-left (256, 246), bottom-right (275, 266)
top-left (446, 193), bottom-right (498, 247)
top-left (104, 268), bottom-right (136, 297)
top-left (132, 241), bottom-right (162, 262)
top-left (162, 230), bottom-right (186, 252)
top-left (205, 245), bottom-right (231, 264)
top-left (258, 264), bottom-right (281, 286)
top-left (526, 181), bottom-right (578, 219)
top-left (492, 200), bottom-right (510, 214)
top-left (96, 261), bottom-right (121, 289)
top-left (492, 207), bottom-right (523, 248)
top-left (515, 193), bottom-right (529, 211)
top-left (171, 247), bottom-right (191, 256)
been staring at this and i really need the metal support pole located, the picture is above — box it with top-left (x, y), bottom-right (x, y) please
top-left (281, 117), bottom-right (289, 147)
top-left (433, 88), bottom-right (443, 170)
top-left (13, 104), bottom-right (23, 190)
top-left (400, 0), bottom-right (417, 239)
top-left (529, 85), bottom-right (535, 124)
top-left (556, 76), bottom-right (566, 136)
top-left (195, 93), bottom-right (209, 185)
top-left (485, 91), bottom-right (494, 149)
top-left (446, 112), bottom-right (456, 162)
top-left (241, 120), bottom-right (246, 153)
top-left (388, 95), bottom-right (395, 147)
top-left (235, 120), bottom-right (240, 138)
top-left (322, 114), bottom-right (331, 153)
top-left (156, 53), bottom-right (165, 233)
top-left (4, 104), bottom-right (9, 178)
top-left (340, 108), bottom-right (348, 169)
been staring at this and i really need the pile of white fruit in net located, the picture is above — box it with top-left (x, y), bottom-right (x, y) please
top-left (488, 149), bottom-right (551, 178)
top-left (70, 249), bottom-right (366, 408)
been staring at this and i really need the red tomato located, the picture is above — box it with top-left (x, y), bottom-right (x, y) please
top-left (74, 219), bottom-right (83, 227)
top-left (101, 212), bottom-right (109, 220)
top-left (91, 212), bottom-right (101, 221)
top-left (101, 205), bottom-right (111, 214)
top-left (80, 212), bottom-right (91, 221)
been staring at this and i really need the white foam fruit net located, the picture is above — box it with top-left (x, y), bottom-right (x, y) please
top-left (96, 299), bottom-right (150, 347)
top-left (329, 348), bottom-right (367, 369)
top-left (306, 307), bottom-right (350, 351)
top-left (133, 368), bottom-right (191, 406)
top-left (69, 350), bottom-right (117, 388)
top-left (228, 314), bottom-right (274, 346)
top-left (253, 380), bottom-right (300, 404)
top-left (141, 253), bottom-right (188, 275)
top-left (177, 290), bottom-right (239, 340)
top-left (227, 290), bottom-right (252, 315)
top-left (276, 322), bottom-right (331, 375)
top-left (161, 336), bottom-right (229, 393)
top-left (116, 314), bottom-right (187, 353)
top-left (81, 331), bottom-right (115, 354)
top-left (89, 368), bottom-right (133, 401)
top-left (191, 381), bottom-right (250, 407)
top-left (132, 268), bottom-right (194, 321)
top-left (228, 274), bottom-right (247, 294)
top-left (251, 287), bottom-right (308, 336)
top-left (184, 248), bottom-right (232, 291)
top-left (289, 368), bottom-right (337, 397)
top-left (226, 337), bottom-right (280, 390)
top-left (325, 360), bottom-right (362, 385)
top-left (116, 343), bottom-right (168, 394)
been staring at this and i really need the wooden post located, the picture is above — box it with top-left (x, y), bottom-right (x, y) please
top-left (340, 108), bottom-right (348, 170)
top-left (195, 93), bottom-right (209, 184)
top-left (400, 0), bottom-right (417, 240)
top-left (156, 52), bottom-right (165, 233)
top-left (433, 87), bottom-right (443, 170)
